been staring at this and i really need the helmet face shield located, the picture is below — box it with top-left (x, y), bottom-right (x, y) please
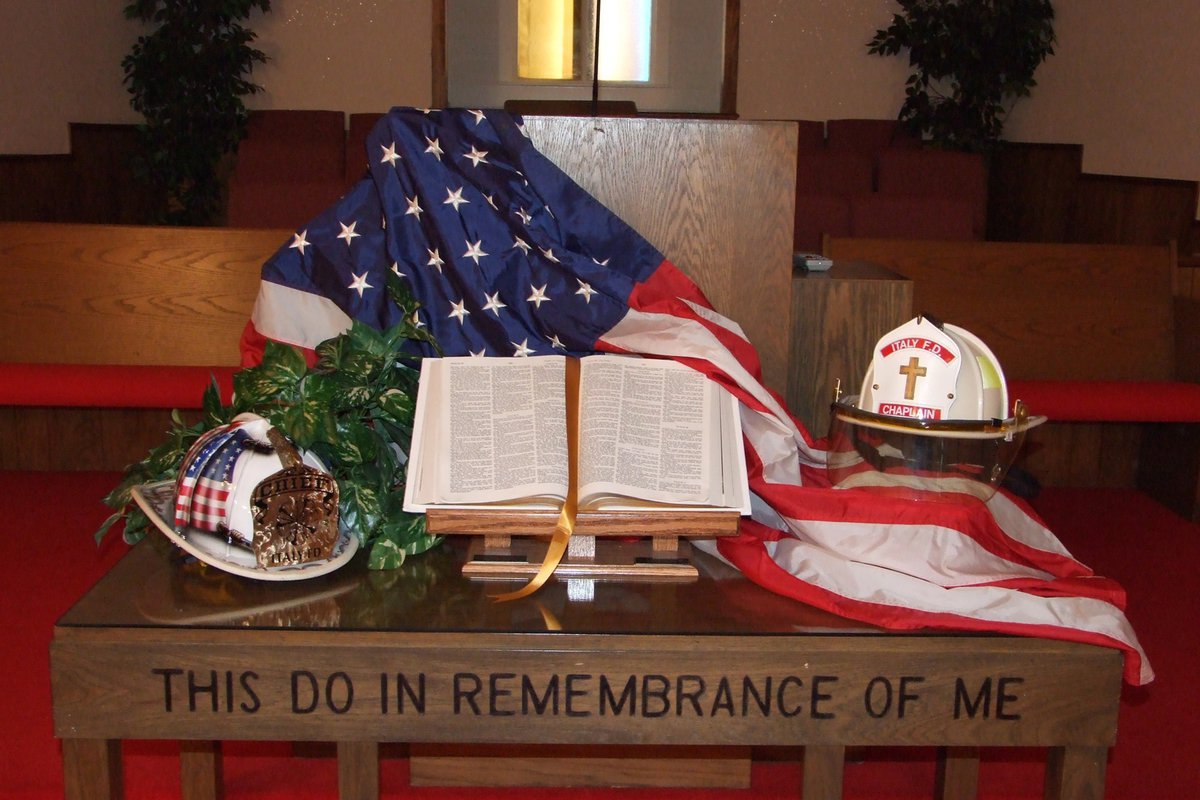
top-left (827, 396), bottom-right (1034, 502)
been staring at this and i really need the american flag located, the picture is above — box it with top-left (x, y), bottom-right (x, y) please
top-left (174, 425), bottom-right (251, 533)
top-left (241, 107), bottom-right (1151, 685)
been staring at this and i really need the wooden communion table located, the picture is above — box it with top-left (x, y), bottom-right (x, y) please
top-left (51, 537), bottom-right (1122, 800)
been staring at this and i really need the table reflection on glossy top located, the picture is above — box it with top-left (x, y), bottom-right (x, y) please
top-left (59, 536), bottom-right (879, 637)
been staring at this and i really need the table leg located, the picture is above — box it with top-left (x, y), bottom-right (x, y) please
top-left (180, 740), bottom-right (223, 800)
top-left (802, 744), bottom-right (845, 800)
top-left (337, 740), bottom-right (379, 800)
top-left (935, 746), bottom-right (979, 800)
top-left (1044, 746), bottom-right (1108, 800)
top-left (62, 738), bottom-right (122, 800)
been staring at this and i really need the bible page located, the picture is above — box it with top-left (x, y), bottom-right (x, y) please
top-left (403, 356), bottom-right (568, 510)
top-left (576, 356), bottom-right (724, 508)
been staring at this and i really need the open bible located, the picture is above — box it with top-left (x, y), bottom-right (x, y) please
top-left (402, 355), bottom-right (750, 521)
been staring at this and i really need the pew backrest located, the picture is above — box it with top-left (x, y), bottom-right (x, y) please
top-left (0, 222), bottom-right (285, 367)
top-left (824, 237), bottom-right (1178, 382)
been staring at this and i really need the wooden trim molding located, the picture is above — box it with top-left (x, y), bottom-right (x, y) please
top-left (721, 0), bottom-right (740, 116)
top-left (431, 0), bottom-right (447, 108)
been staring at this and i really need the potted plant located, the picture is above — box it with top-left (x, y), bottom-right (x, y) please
top-left (122, 0), bottom-right (272, 224)
top-left (867, 0), bottom-right (1056, 152)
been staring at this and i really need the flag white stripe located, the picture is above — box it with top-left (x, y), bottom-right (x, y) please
top-left (762, 536), bottom-right (1153, 684)
top-left (252, 280), bottom-right (353, 351)
top-left (775, 513), bottom-right (1056, 586)
top-left (980, 488), bottom-right (1077, 559)
top-left (681, 297), bottom-right (749, 340)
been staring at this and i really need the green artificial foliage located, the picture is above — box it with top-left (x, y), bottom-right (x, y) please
top-left (96, 275), bottom-right (443, 571)
top-left (868, 0), bottom-right (1056, 152)
top-left (122, 0), bottom-right (271, 225)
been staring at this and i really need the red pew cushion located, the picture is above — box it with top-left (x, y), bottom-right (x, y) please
top-left (1009, 379), bottom-right (1200, 423)
top-left (0, 363), bottom-right (238, 409)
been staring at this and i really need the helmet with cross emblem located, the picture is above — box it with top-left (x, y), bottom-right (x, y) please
top-left (826, 316), bottom-right (1045, 501)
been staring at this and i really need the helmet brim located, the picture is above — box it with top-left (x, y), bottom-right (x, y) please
top-left (831, 397), bottom-right (1046, 440)
top-left (826, 397), bottom-right (1045, 502)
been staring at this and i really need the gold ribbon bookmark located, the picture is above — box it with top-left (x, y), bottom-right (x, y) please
top-left (491, 356), bottom-right (580, 602)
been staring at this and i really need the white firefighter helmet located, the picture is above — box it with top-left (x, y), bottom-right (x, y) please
top-left (171, 413), bottom-right (342, 571)
top-left (859, 315), bottom-right (1009, 423)
top-left (827, 316), bottom-right (1045, 501)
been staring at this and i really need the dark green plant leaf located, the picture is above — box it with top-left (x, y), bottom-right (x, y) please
top-left (346, 321), bottom-right (392, 359)
top-left (201, 378), bottom-right (226, 420)
top-left (368, 513), bottom-right (438, 570)
top-left (93, 511), bottom-right (126, 545)
top-left (315, 335), bottom-right (352, 373)
top-left (340, 480), bottom-right (383, 542)
top-left (368, 536), bottom-right (408, 570)
top-left (377, 388), bottom-right (416, 426)
top-left (121, 505), bottom-right (151, 545)
top-left (234, 342), bottom-right (308, 405)
top-left (331, 417), bottom-right (379, 467)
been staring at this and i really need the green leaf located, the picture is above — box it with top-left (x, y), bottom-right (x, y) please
top-left (368, 514), bottom-right (440, 569)
top-left (386, 269), bottom-right (420, 314)
top-left (377, 388), bottom-right (415, 426)
top-left (277, 394), bottom-right (336, 448)
top-left (315, 335), bottom-right (351, 373)
top-left (340, 481), bottom-right (383, 542)
top-left (235, 358), bottom-right (298, 406)
top-left (296, 370), bottom-right (340, 412)
top-left (121, 506), bottom-right (151, 545)
top-left (93, 511), bottom-right (126, 545)
top-left (382, 513), bottom-right (440, 557)
top-left (346, 320), bottom-right (392, 359)
top-left (202, 377), bottom-right (225, 418)
top-left (321, 369), bottom-right (374, 411)
top-left (402, 323), bottom-right (442, 355)
top-left (331, 417), bottom-right (378, 467)
top-left (318, 334), bottom-right (380, 381)
top-left (263, 339), bottom-right (309, 377)
top-left (367, 537), bottom-right (407, 570)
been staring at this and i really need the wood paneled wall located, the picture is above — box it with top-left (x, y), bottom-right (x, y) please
top-left (0, 124), bottom-right (160, 224)
top-left (1070, 173), bottom-right (1199, 248)
top-left (6, 123), bottom-right (1197, 255)
top-left (988, 142), bottom-right (1199, 252)
top-left (987, 143), bottom-right (1083, 243)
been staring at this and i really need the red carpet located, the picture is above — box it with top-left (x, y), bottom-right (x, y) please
top-left (4, 471), bottom-right (1197, 798)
